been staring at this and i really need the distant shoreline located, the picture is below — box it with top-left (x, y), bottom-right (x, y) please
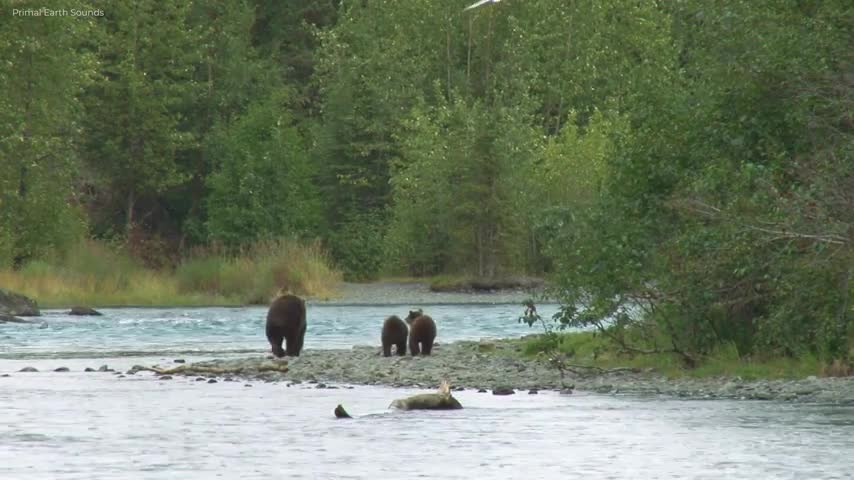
top-left (26, 280), bottom-right (552, 310)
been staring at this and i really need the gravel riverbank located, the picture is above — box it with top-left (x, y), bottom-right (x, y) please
top-left (126, 339), bottom-right (854, 404)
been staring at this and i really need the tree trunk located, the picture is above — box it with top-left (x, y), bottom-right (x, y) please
top-left (466, 16), bottom-right (473, 87)
top-left (446, 15), bottom-right (452, 101)
top-left (126, 188), bottom-right (135, 238)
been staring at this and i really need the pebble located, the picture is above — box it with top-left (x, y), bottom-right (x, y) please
top-left (492, 387), bottom-right (515, 396)
top-left (84, 367), bottom-right (95, 372)
top-left (19, 367), bottom-right (38, 372)
top-left (207, 379), bottom-right (218, 384)
top-left (195, 377), bottom-right (206, 382)
top-left (54, 367), bottom-right (70, 372)
top-left (1, 374), bottom-right (10, 377)
top-left (174, 359), bottom-right (186, 364)
top-left (159, 375), bottom-right (173, 380)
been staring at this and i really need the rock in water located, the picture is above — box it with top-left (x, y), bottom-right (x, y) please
top-left (389, 381), bottom-right (463, 411)
top-left (0, 289), bottom-right (40, 316)
top-left (334, 404), bottom-right (352, 419)
top-left (0, 313), bottom-right (40, 324)
top-left (69, 306), bottom-right (102, 316)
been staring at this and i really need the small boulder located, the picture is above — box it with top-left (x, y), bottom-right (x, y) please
top-left (207, 379), bottom-right (218, 384)
top-left (173, 359), bottom-right (186, 364)
top-left (69, 306), bottom-right (102, 316)
top-left (528, 389), bottom-right (539, 395)
top-left (19, 366), bottom-right (38, 372)
top-left (492, 387), bottom-right (515, 396)
top-left (54, 367), bottom-right (70, 372)
top-left (0, 289), bottom-right (40, 316)
top-left (477, 388), bottom-right (488, 393)
top-left (84, 367), bottom-right (96, 372)
top-left (97, 365), bottom-right (111, 372)
top-left (159, 375), bottom-right (173, 380)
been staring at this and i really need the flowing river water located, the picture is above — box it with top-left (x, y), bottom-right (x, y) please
top-left (1, 305), bottom-right (852, 479)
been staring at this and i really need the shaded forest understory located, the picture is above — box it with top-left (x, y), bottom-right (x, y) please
top-left (1, 1), bottom-right (851, 366)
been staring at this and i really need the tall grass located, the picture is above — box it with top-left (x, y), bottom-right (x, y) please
top-left (175, 238), bottom-right (340, 304)
top-left (0, 238), bottom-right (340, 307)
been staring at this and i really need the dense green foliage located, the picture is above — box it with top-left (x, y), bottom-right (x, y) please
top-left (2, 0), bottom-right (850, 362)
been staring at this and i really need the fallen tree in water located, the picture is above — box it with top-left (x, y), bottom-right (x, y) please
top-left (389, 381), bottom-right (463, 411)
top-left (333, 381), bottom-right (463, 419)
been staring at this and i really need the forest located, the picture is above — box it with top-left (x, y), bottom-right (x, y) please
top-left (1, 0), bottom-right (851, 364)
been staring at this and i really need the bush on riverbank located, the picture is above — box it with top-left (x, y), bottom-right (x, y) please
top-left (521, 331), bottom-right (849, 380)
top-left (176, 238), bottom-right (340, 303)
top-left (0, 239), bottom-right (340, 307)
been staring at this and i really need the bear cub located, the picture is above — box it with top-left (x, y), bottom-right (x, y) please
top-left (381, 315), bottom-right (408, 357)
top-left (405, 309), bottom-right (437, 356)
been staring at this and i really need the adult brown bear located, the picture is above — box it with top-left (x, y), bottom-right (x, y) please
top-left (381, 315), bottom-right (408, 357)
top-left (405, 309), bottom-right (436, 355)
top-left (266, 294), bottom-right (307, 357)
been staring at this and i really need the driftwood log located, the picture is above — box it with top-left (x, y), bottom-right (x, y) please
top-left (133, 359), bottom-right (289, 376)
top-left (389, 381), bottom-right (463, 411)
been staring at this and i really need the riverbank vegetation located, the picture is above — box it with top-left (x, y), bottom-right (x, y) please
top-left (0, 239), bottom-right (339, 307)
top-left (520, 331), bottom-right (852, 380)
top-left (1, 1), bottom-right (850, 369)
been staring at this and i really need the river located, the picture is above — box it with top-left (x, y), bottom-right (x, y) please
top-left (1, 305), bottom-right (852, 479)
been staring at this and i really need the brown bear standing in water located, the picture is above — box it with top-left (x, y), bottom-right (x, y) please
top-left (266, 294), bottom-right (307, 357)
top-left (405, 309), bottom-right (436, 355)
top-left (381, 315), bottom-right (408, 357)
